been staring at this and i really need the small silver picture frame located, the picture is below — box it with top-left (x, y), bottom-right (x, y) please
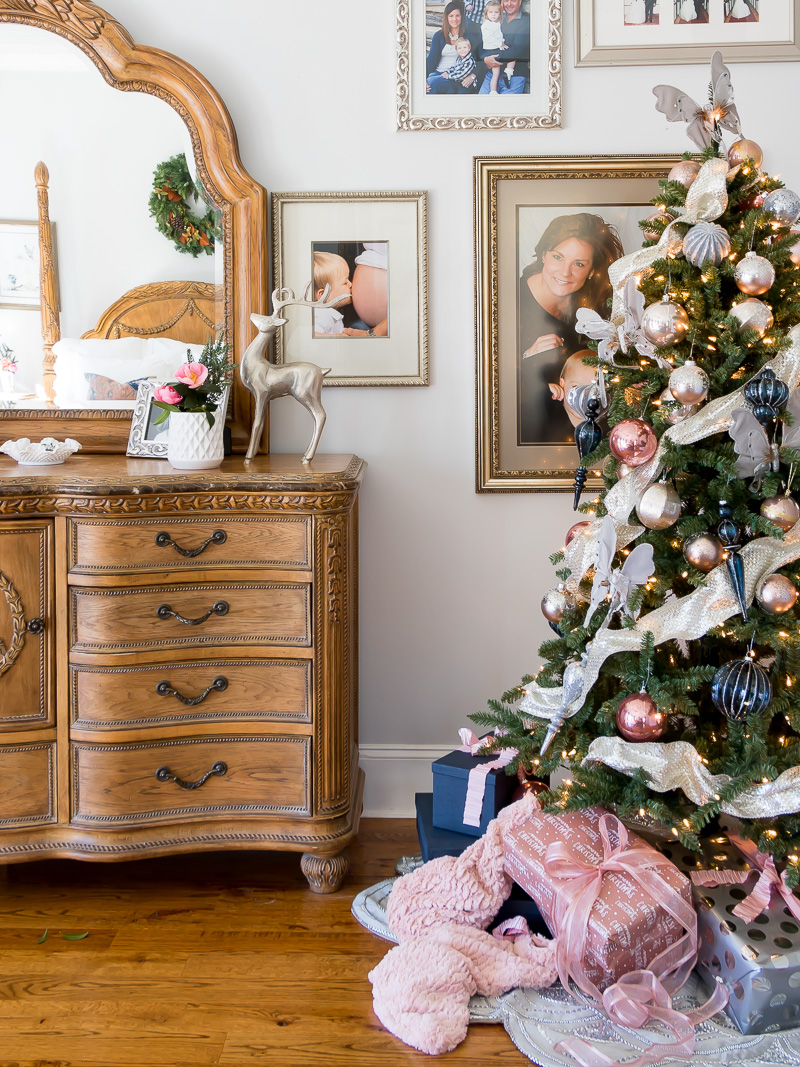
top-left (126, 381), bottom-right (169, 458)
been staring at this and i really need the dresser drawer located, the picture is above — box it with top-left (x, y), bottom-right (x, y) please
top-left (0, 742), bottom-right (56, 826)
top-left (68, 516), bottom-right (311, 574)
top-left (71, 735), bottom-right (310, 824)
top-left (70, 583), bottom-right (311, 652)
top-left (70, 659), bottom-right (312, 728)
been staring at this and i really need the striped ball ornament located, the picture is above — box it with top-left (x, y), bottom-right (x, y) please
top-left (711, 657), bottom-right (772, 722)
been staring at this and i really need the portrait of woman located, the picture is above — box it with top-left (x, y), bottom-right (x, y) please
top-left (425, 0), bottom-right (481, 94)
top-left (517, 212), bottom-right (624, 445)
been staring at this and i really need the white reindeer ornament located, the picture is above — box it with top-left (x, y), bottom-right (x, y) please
top-left (239, 286), bottom-right (344, 463)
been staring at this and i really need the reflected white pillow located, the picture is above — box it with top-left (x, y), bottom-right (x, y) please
top-left (52, 337), bottom-right (175, 408)
top-left (147, 337), bottom-right (207, 366)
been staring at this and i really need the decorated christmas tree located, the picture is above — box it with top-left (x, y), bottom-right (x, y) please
top-left (473, 53), bottom-right (800, 885)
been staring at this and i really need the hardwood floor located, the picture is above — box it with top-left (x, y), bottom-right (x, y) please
top-left (0, 819), bottom-right (527, 1066)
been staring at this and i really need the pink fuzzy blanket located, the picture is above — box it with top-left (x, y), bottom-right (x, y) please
top-left (368, 794), bottom-right (558, 1055)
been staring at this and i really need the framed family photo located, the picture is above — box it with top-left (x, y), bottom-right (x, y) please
top-left (396, 0), bottom-right (562, 131)
top-left (576, 0), bottom-right (800, 65)
top-left (0, 221), bottom-right (41, 308)
top-left (272, 191), bottom-right (428, 386)
top-left (475, 154), bottom-right (676, 493)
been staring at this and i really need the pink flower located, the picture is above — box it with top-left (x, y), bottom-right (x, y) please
top-left (1, 358), bottom-right (16, 373)
top-left (174, 362), bottom-right (208, 388)
top-left (154, 384), bottom-right (182, 405)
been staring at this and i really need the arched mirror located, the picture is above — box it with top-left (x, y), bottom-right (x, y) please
top-left (0, 0), bottom-right (266, 452)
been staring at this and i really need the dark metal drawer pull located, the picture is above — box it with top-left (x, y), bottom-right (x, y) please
top-left (26, 618), bottom-right (44, 635)
top-left (155, 761), bottom-right (228, 790)
top-left (154, 529), bottom-right (227, 557)
top-left (156, 601), bottom-right (229, 626)
top-left (156, 676), bottom-right (228, 705)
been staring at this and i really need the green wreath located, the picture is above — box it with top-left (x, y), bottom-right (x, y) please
top-left (148, 153), bottom-right (221, 257)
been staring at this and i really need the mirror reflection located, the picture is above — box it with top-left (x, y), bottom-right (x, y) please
top-left (0, 24), bottom-right (223, 410)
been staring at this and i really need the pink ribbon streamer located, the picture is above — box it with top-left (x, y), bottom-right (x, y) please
top-left (690, 833), bottom-right (800, 924)
top-left (457, 728), bottom-right (517, 828)
top-left (542, 813), bottom-right (727, 1067)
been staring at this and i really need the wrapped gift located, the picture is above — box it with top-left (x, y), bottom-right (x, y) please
top-left (683, 834), bottom-right (800, 1035)
top-left (503, 806), bottom-right (699, 996)
top-left (431, 730), bottom-right (517, 837)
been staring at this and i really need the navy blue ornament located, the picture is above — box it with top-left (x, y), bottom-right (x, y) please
top-left (711, 656), bottom-right (772, 722)
top-left (573, 397), bottom-right (603, 511)
top-left (717, 502), bottom-right (748, 622)
top-left (744, 367), bottom-right (790, 428)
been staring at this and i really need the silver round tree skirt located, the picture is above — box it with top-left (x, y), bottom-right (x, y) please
top-left (352, 867), bottom-right (800, 1067)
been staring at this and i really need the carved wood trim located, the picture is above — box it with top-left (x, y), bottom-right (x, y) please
top-left (0, 0), bottom-right (267, 452)
top-left (34, 161), bottom-right (60, 405)
top-left (0, 492), bottom-right (357, 517)
top-left (0, 742), bottom-right (56, 826)
top-left (81, 280), bottom-right (220, 343)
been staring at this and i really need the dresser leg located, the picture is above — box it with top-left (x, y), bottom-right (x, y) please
top-left (300, 851), bottom-right (348, 894)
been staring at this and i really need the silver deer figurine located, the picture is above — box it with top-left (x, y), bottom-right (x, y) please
top-left (239, 287), bottom-right (343, 463)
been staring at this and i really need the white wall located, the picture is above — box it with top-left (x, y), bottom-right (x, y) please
top-left (47, 2), bottom-right (800, 813)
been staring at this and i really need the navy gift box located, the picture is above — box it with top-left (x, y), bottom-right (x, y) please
top-left (431, 744), bottom-right (517, 837)
top-left (415, 793), bottom-right (549, 936)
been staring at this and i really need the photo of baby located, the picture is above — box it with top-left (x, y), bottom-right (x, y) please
top-left (312, 241), bottom-right (389, 339)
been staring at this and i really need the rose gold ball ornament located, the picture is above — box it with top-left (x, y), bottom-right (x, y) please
top-left (608, 418), bottom-right (658, 467)
top-left (760, 494), bottom-right (800, 532)
top-left (728, 139), bottom-right (764, 169)
top-left (756, 573), bottom-right (798, 614)
top-left (668, 360), bottom-right (709, 405)
top-left (641, 295), bottom-right (689, 348)
top-left (659, 386), bottom-right (699, 426)
top-left (741, 191), bottom-right (765, 211)
top-left (683, 532), bottom-right (724, 573)
top-left (734, 252), bottom-right (776, 296)
top-left (565, 520), bottom-right (591, 546)
top-left (730, 298), bottom-right (774, 336)
top-left (635, 482), bottom-right (682, 530)
top-left (642, 212), bottom-right (675, 242)
top-left (668, 160), bottom-right (701, 189)
top-left (511, 768), bottom-right (550, 804)
top-left (616, 691), bottom-right (666, 742)
top-left (541, 583), bottom-right (573, 624)
top-left (789, 229), bottom-right (800, 267)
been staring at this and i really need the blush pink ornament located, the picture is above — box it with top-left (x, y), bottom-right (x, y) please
top-left (174, 362), bottom-right (208, 388)
top-left (565, 520), bottom-right (591, 546)
top-left (153, 384), bottom-right (182, 405)
top-left (616, 691), bottom-right (666, 742)
top-left (608, 418), bottom-right (658, 467)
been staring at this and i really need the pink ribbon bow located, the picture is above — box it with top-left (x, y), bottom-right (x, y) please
top-left (690, 833), bottom-right (800, 924)
top-left (543, 813), bottom-right (727, 1067)
top-left (457, 728), bottom-right (517, 828)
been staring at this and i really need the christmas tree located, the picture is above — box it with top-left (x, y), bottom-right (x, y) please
top-left (473, 53), bottom-right (800, 885)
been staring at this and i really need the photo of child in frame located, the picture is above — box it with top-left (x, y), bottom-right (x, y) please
top-left (312, 241), bottom-right (389, 339)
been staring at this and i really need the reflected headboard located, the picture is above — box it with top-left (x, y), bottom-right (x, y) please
top-left (82, 280), bottom-right (221, 344)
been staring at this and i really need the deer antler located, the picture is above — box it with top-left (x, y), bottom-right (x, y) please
top-left (269, 285), bottom-right (348, 318)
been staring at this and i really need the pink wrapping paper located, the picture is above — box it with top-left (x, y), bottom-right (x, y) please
top-left (504, 806), bottom-right (694, 993)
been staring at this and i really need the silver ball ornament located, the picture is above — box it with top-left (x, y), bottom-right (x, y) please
top-left (756, 574), bottom-right (798, 614)
top-left (668, 160), bottom-right (701, 189)
top-left (658, 386), bottom-right (699, 426)
top-left (683, 532), bottom-right (724, 573)
top-left (763, 188), bottom-right (800, 226)
top-left (734, 252), bottom-right (776, 296)
top-left (541, 583), bottom-right (573, 623)
top-left (730, 298), bottom-right (774, 336)
top-left (636, 482), bottom-right (682, 530)
top-left (682, 221), bottom-right (731, 268)
top-left (641, 296), bottom-right (689, 348)
top-left (760, 494), bottom-right (800, 532)
top-left (727, 139), bottom-right (764, 169)
top-left (668, 360), bottom-right (709, 405)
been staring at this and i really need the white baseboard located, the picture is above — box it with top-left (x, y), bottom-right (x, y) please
top-left (359, 743), bottom-right (449, 818)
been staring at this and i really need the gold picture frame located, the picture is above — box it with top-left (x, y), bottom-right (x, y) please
top-left (475, 154), bottom-right (676, 493)
top-left (272, 191), bottom-right (428, 387)
top-left (576, 0), bottom-right (799, 66)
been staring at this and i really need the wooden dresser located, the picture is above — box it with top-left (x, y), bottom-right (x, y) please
top-left (0, 454), bottom-right (364, 893)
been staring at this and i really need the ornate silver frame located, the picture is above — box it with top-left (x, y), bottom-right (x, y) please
top-left (396, 0), bottom-right (561, 131)
top-left (126, 382), bottom-right (168, 458)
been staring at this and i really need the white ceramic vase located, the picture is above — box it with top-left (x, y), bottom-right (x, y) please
top-left (0, 370), bottom-right (16, 393)
top-left (167, 410), bottom-right (225, 470)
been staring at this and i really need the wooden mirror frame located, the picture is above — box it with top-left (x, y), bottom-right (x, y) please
top-left (0, 0), bottom-right (266, 453)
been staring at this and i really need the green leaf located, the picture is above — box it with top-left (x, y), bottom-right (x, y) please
top-left (61, 932), bottom-right (89, 941)
top-left (36, 929), bottom-right (49, 943)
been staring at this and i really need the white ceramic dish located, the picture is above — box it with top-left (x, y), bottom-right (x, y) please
top-left (0, 437), bottom-right (82, 465)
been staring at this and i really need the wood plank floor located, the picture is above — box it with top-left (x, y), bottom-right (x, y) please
top-left (0, 820), bottom-right (528, 1066)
